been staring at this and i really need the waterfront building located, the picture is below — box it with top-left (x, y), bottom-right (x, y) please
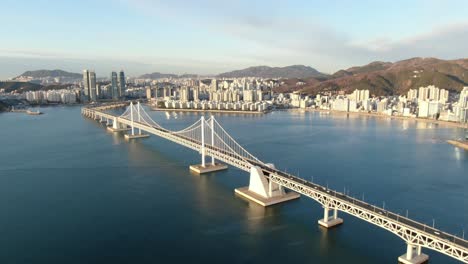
top-left (146, 87), bottom-right (152, 99)
top-left (210, 79), bottom-right (217, 92)
top-left (332, 97), bottom-right (350, 112)
top-left (82, 70), bottom-right (97, 101)
top-left (111, 72), bottom-right (119, 100)
top-left (83, 70), bottom-right (90, 99)
top-left (193, 87), bottom-right (200, 102)
top-left (418, 86), bottom-right (430, 101)
top-left (418, 100), bottom-right (429, 117)
top-left (376, 99), bottom-right (387, 113)
top-left (458, 87), bottom-right (468, 122)
top-left (428, 85), bottom-right (440, 101)
top-left (180, 86), bottom-right (189, 102)
top-left (243, 89), bottom-right (255, 102)
top-left (350, 89), bottom-right (370, 102)
top-left (118, 70), bottom-right (126, 98)
top-left (439, 89), bottom-right (449, 103)
top-left (407, 89), bottom-right (418, 100)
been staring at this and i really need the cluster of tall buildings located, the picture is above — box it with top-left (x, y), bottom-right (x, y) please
top-left (25, 90), bottom-right (78, 104)
top-left (82, 69), bottom-right (126, 101)
top-left (292, 85), bottom-right (468, 123)
top-left (407, 85), bottom-right (449, 103)
top-left (148, 77), bottom-right (276, 103)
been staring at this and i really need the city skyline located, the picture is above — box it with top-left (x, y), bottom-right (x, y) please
top-left (1, 0), bottom-right (468, 79)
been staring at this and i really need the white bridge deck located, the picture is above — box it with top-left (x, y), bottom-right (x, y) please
top-left (82, 102), bottom-right (468, 263)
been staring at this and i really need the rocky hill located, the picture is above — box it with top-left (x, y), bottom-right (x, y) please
top-left (217, 65), bottom-right (329, 79)
top-left (138, 72), bottom-right (198, 79)
top-left (276, 58), bottom-right (468, 96)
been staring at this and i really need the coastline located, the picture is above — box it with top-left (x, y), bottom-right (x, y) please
top-left (292, 108), bottom-right (468, 129)
top-left (149, 107), bottom-right (266, 115)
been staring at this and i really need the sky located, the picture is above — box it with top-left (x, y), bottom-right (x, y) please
top-left (1, 0), bottom-right (468, 78)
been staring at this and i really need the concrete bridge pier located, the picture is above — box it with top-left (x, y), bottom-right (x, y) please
top-left (235, 164), bottom-right (300, 206)
top-left (99, 116), bottom-right (107, 124)
top-left (398, 243), bottom-right (429, 264)
top-left (318, 206), bottom-right (343, 228)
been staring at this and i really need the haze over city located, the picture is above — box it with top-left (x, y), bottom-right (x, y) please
top-left (1, 0), bottom-right (468, 78)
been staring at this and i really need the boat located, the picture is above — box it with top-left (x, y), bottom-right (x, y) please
top-left (26, 110), bottom-right (43, 115)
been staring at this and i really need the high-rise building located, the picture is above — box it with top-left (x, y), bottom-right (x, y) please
top-left (459, 87), bottom-right (468, 123)
top-left (418, 86), bottom-right (429, 101)
top-left (146, 87), bottom-right (152, 100)
top-left (210, 79), bottom-right (217, 92)
top-left (460, 87), bottom-right (468, 108)
top-left (193, 87), bottom-right (200, 102)
top-left (407, 89), bottom-right (418, 100)
top-left (111, 72), bottom-right (119, 100)
top-left (118, 70), bottom-right (126, 98)
top-left (429, 85), bottom-right (439, 101)
top-left (83, 69), bottom-right (97, 101)
top-left (180, 86), bottom-right (189, 102)
top-left (89, 71), bottom-right (97, 101)
top-left (83, 70), bottom-right (90, 99)
top-left (439, 89), bottom-right (449, 103)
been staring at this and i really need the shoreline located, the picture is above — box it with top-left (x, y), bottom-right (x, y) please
top-left (149, 107), bottom-right (266, 115)
top-left (292, 108), bottom-right (468, 129)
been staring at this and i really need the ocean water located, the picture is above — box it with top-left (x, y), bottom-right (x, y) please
top-left (0, 106), bottom-right (466, 264)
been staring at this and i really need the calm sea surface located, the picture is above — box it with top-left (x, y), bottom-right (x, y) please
top-left (0, 106), bottom-right (467, 264)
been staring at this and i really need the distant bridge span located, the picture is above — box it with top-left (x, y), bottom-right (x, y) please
top-left (82, 102), bottom-right (468, 264)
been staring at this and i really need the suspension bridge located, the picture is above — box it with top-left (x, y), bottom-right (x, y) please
top-left (82, 102), bottom-right (468, 264)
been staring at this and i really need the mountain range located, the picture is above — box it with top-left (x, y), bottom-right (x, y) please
top-left (217, 65), bottom-right (327, 79)
top-left (278, 57), bottom-right (468, 95)
top-left (8, 57), bottom-right (468, 96)
top-left (16, 69), bottom-right (82, 79)
top-left (138, 72), bottom-right (198, 79)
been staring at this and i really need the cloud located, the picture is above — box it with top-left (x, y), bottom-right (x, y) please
top-left (1, 0), bottom-right (467, 77)
top-left (121, 0), bottom-right (468, 72)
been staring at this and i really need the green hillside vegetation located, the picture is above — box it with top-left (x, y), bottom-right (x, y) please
top-left (0, 82), bottom-right (43, 93)
top-left (0, 82), bottom-right (71, 93)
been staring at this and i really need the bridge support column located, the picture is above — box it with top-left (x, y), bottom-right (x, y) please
top-left (99, 116), bottom-right (106, 123)
top-left (235, 164), bottom-right (300, 206)
top-left (318, 207), bottom-right (343, 228)
top-left (398, 244), bottom-right (429, 264)
top-left (107, 117), bottom-right (130, 132)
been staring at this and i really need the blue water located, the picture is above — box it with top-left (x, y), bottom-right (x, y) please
top-left (0, 106), bottom-right (466, 263)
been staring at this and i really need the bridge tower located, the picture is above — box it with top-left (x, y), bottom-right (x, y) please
top-left (189, 115), bottom-right (228, 174)
top-left (124, 102), bottom-right (150, 139)
top-left (235, 164), bottom-right (300, 206)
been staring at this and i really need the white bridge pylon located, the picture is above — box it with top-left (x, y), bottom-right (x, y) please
top-left (119, 102), bottom-right (264, 168)
top-left (120, 102), bottom-right (287, 202)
